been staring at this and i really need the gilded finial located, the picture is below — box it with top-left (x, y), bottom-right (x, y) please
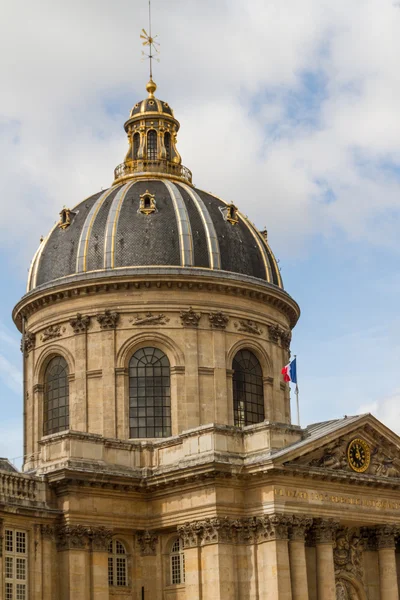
top-left (146, 78), bottom-right (157, 98)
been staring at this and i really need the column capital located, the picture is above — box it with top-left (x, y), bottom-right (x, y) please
top-left (137, 530), bottom-right (159, 556)
top-left (198, 517), bottom-right (238, 545)
top-left (55, 524), bottom-right (90, 551)
top-left (289, 516), bottom-right (313, 541)
top-left (375, 524), bottom-right (397, 549)
top-left (311, 518), bottom-right (340, 544)
top-left (88, 526), bottom-right (113, 552)
top-left (41, 524), bottom-right (55, 541)
top-left (256, 513), bottom-right (292, 542)
top-left (177, 522), bottom-right (202, 548)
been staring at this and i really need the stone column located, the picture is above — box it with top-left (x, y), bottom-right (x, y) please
top-left (313, 518), bottom-right (339, 600)
top-left (376, 525), bottom-right (399, 600)
top-left (70, 314), bottom-right (91, 432)
top-left (210, 315), bottom-right (229, 425)
top-left (41, 525), bottom-right (57, 600)
top-left (137, 530), bottom-right (160, 599)
top-left (256, 514), bottom-right (293, 600)
top-left (236, 518), bottom-right (258, 600)
top-left (89, 527), bottom-right (113, 600)
top-left (288, 516), bottom-right (312, 600)
top-left (56, 525), bottom-right (91, 600)
top-left (199, 517), bottom-right (238, 600)
top-left (96, 311), bottom-right (119, 438)
top-left (178, 522), bottom-right (203, 599)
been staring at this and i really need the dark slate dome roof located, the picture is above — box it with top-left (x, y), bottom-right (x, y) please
top-left (28, 179), bottom-right (283, 292)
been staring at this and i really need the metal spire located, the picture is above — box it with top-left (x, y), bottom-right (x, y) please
top-left (140, 0), bottom-right (160, 81)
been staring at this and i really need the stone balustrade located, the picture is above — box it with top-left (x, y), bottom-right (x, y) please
top-left (0, 469), bottom-right (46, 504)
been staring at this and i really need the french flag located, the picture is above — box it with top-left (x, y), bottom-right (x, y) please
top-left (281, 358), bottom-right (297, 384)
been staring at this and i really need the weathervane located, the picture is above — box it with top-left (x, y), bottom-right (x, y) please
top-left (140, 0), bottom-right (160, 80)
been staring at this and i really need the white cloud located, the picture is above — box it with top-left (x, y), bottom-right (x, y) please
top-left (358, 390), bottom-right (400, 436)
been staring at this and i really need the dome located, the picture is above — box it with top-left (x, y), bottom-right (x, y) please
top-left (27, 180), bottom-right (283, 292)
top-left (26, 79), bottom-right (283, 293)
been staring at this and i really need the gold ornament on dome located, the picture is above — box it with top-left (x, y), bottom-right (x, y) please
top-left (139, 191), bottom-right (156, 215)
top-left (347, 438), bottom-right (370, 473)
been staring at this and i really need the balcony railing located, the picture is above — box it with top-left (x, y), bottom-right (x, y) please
top-left (0, 470), bottom-right (44, 503)
top-left (114, 159), bottom-right (192, 184)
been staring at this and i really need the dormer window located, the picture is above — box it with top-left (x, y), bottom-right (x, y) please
top-left (139, 191), bottom-right (156, 215)
top-left (226, 203), bottom-right (239, 225)
top-left (58, 208), bottom-right (75, 230)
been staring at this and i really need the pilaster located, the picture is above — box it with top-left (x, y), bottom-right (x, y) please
top-left (376, 525), bottom-right (399, 600)
top-left (41, 525), bottom-right (57, 600)
top-left (137, 530), bottom-right (160, 599)
top-left (89, 527), bottom-right (113, 600)
top-left (312, 518), bottom-right (339, 600)
top-left (288, 516), bottom-right (312, 600)
top-left (256, 514), bottom-right (293, 600)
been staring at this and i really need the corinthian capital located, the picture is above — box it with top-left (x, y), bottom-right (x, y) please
top-left (312, 518), bottom-right (340, 544)
top-left (256, 514), bottom-right (292, 542)
top-left (375, 525), bottom-right (397, 549)
top-left (177, 522), bottom-right (202, 548)
top-left (289, 516), bottom-right (313, 541)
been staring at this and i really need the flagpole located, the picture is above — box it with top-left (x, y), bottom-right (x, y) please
top-left (294, 354), bottom-right (300, 426)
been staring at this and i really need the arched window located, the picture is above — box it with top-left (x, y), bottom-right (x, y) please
top-left (43, 356), bottom-right (69, 435)
top-left (164, 132), bottom-right (171, 161)
top-left (129, 347), bottom-right (171, 438)
top-left (147, 130), bottom-right (158, 160)
top-left (133, 132), bottom-right (140, 160)
top-left (108, 539), bottom-right (127, 587)
top-left (170, 538), bottom-right (185, 585)
top-left (232, 349), bottom-right (264, 427)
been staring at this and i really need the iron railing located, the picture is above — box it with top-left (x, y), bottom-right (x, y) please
top-left (114, 159), bottom-right (192, 184)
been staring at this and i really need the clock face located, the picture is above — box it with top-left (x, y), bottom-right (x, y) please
top-left (347, 438), bottom-right (370, 473)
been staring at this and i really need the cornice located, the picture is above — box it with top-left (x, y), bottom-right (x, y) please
top-left (13, 268), bottom-right (300, 332)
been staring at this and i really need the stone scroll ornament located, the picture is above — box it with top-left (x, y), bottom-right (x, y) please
top-left (130, 312), bottom-right (169, 326)
top-left (180, 307), bottom-right (201, 328)
top-left (208, 311), bottom-right (229, 329)
top-left (41, 324), bottom-right (65, 342)
top-left (234, 319), bottom-right (262, 335)
top-left (69, 313), bottom-right (91, 334)
top-left (96, 310), bottom-right (120, 330)
top-left (334, 528), bottom-right (364, 579)
top-left (21, 332), bottom-right (36, 354)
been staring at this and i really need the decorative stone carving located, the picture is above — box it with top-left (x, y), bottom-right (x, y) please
top-left (312, 518), bottom-right (339, 544)
top-left (198, 517), bottom-right (238, 545)
top-left (280, 329), bottom-right (292, 351)
top-left (88, 526), bottom-right (113, 552)
top-left (21, 331), bottom-right (36, 354)
top-left (370, 447), bottom-right (400, 478)
top-left (336, 580), bottom-right (350, 600)
top-left (177, 522), bottom-right (202, 548)
top-left (289, 516), bottom-right (312, 541)
top-left (375, 524), bottom-right (397, 549)
top-left (180, 307), bottom-right (201, 328)
top-left (234, 319), bottom-right (262, 335)
top-left (41, 324), bottom-right (64, 342)
top-left (334, 528), bottom-right (363, 579)
top-left (69, 313), bottom-right (91, 334)
top-left (256, 514), bottom-right (292, 542)
top-left (96, 310), bottom-right (119, 330)
top-left (130, 312), bottom-right (169, 326)
top-left (267, 324), bottom-right (281, 343)
top-left (55, 525), bottom-right (90, 551)
top-left (360, 527), bottom-right (377, 551)
top-left (208, 312), bottom-right (229, 329)
top-left (309, 440), bottom-right (347, 470)
top-left (235, 517), bottom-right (258, 544)
top-left (137, 530), bottom-right (158, 555)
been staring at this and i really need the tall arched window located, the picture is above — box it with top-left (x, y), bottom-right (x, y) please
top-left (43, 356), bottom-right (69, 435)
top-left (147, 130), bottom-right (158, 160)
top-left (108, 539), bottom-right (127, 587)
top-left (170, 538), bottom-right (185, 585)
top-left (129, 347), bottom-right (171, 438)
top-left (232, 349), bottom-right (264, 427)
top-left (133, 132), bottom-right (140, 160)
top-left (164, 132), bottom-right (171, 161)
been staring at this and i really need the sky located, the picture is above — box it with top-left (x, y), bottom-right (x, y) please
top-left (0, 0), bottom-right (400, 464)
